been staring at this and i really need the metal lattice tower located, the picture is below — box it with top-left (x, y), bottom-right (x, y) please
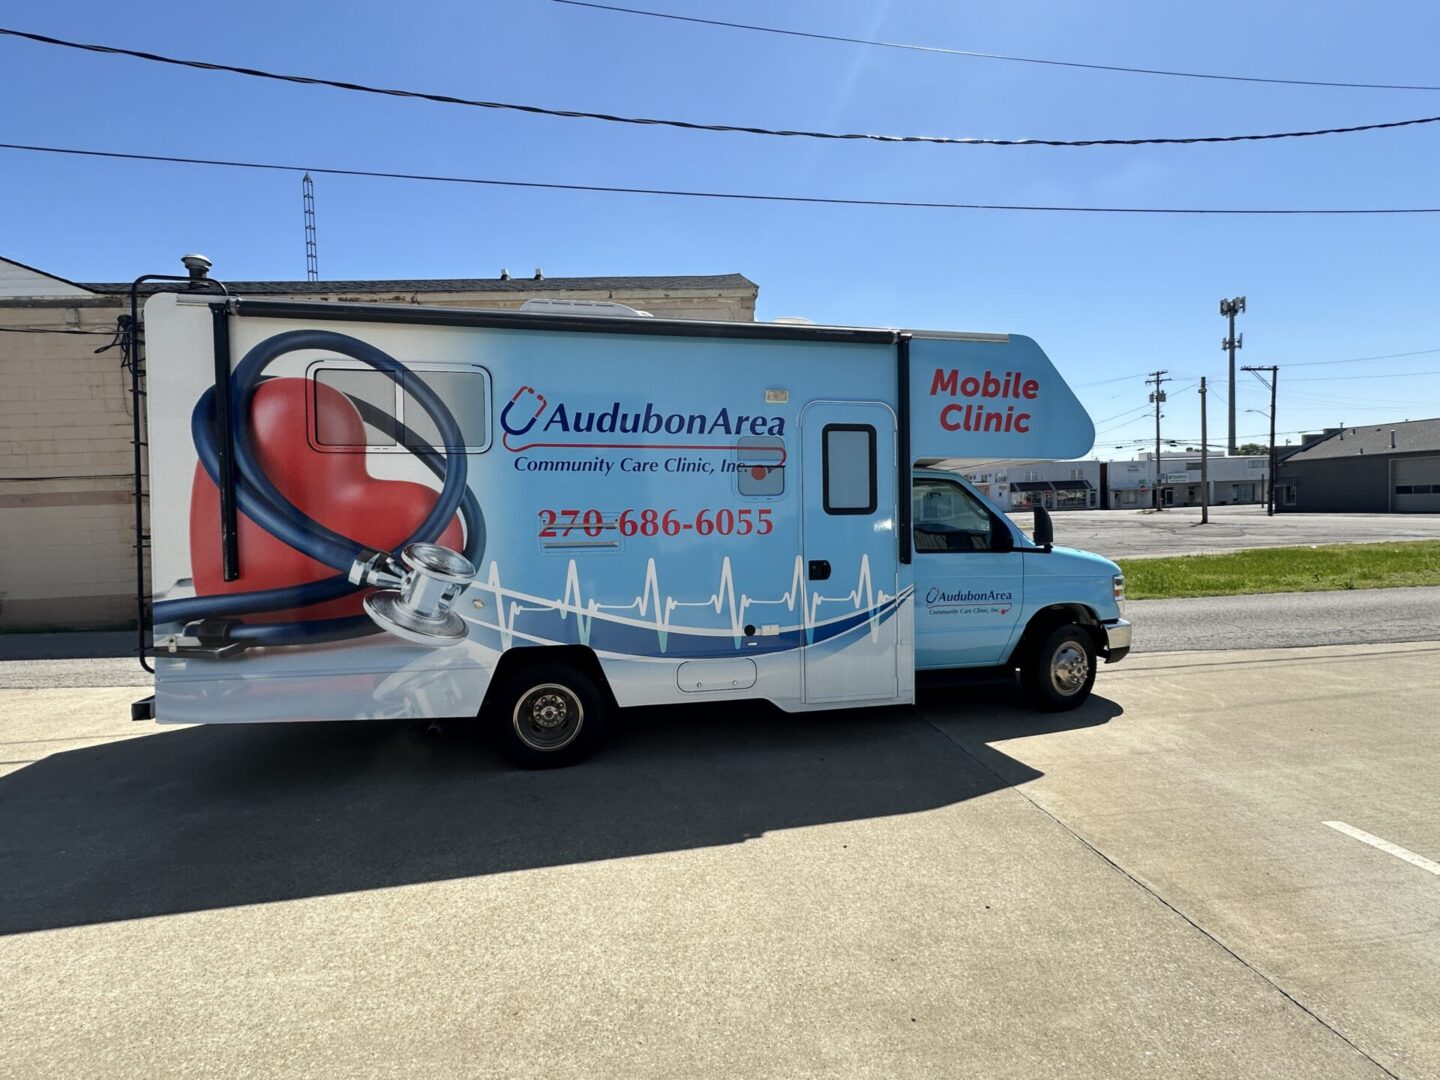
top-left (302, 173), bottom-right (319, 282)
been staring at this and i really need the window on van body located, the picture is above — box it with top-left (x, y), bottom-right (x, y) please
top-left (311, 364), bottom-right (490, 452)
top-left (822, 425), bottom-right (876, 514)
top-left (400, 369), bottom-right (489, 451)
top-left (314, 368), bottom-right (397, 447)
top-left (913, 478), bottom-right (1007, 553)
top-left (737, 435), bottom-right (785, 496)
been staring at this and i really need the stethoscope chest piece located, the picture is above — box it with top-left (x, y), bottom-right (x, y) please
top-left (362, 542), bottom-right (477, 646)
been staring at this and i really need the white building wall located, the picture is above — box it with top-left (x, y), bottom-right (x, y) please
top-left (1105, 454), bottom-right (1268, 508)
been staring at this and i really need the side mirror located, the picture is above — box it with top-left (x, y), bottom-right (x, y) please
top-left (1032, 506), bottom-right (1054, 551)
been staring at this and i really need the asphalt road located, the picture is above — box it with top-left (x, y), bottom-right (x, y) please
top-left (1131, 585), bottom-right (1440, 653)
top-left (1007, 504), bottom-right (1440, 560)
top-left (3, 642), bottom-right (1438, 1078)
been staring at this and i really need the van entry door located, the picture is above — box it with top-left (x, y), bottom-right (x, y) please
top-left (800, 402), bottom-right (901, 704)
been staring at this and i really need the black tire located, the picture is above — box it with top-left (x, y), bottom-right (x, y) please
top-left (1021, 624), bottom-right (1097, 712)
top-left (492, 662), bottom-right (607, 769)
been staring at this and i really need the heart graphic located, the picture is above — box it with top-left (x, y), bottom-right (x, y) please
top-left (190, 376), bottom-right (463, 622)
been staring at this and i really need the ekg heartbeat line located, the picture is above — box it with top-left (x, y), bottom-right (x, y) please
top-left (475, 554), bottom-right (902, 652)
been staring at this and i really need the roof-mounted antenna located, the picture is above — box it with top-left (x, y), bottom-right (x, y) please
top-left (302, 173), bottom-right (319, 282)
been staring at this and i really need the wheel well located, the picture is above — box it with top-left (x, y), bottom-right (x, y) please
top-left (1007, 604), bottom-right (1103, 667)
top-left (480, 645), bottom-right (618, 715)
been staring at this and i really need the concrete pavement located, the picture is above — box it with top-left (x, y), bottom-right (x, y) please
top-left (3, 643), bottom-right (1437, 1078)
top-left (928, 641), bottom-right (1440, 1080)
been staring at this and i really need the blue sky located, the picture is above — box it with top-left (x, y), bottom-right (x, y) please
top-left (4, 0), bottom-right (1440, 455)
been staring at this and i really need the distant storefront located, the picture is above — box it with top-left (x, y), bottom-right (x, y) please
top-left (965, 462), bottom-right (1100, 511)
top-left (1104, 455), bottom-right (1267, 509)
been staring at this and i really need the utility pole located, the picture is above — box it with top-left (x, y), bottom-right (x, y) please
top-left (1220, 296), bottom-right (1246, 454)
top-left (1199, 377), bottom-right (1209, 524)
top-left (1243, 364), bottom-right (1279, 516)
top-left (1147, 370), bottom-right (1169, 510)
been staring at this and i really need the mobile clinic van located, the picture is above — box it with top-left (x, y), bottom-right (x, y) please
top-left (132, 280), bottom-right (1129, 766)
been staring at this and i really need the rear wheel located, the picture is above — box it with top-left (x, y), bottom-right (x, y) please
top-left (1021, 624), bottom-right (1097, 711)
top-left (493, 662), bottom-right (607, 768)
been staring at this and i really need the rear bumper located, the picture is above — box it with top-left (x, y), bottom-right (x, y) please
top-left (1101, 619), bottom-right (1132, 664)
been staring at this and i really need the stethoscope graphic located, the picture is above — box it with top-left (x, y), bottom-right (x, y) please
top-left (153, 329), bottom-right (486, 653)
top-left (500, 385), bottom-right (548, 441)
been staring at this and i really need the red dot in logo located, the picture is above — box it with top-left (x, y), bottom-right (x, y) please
top-left (750, 466), bottom-right (768, 481)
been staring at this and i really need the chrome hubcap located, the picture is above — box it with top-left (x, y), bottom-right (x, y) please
top-left (531, 693), bottom-right (568, 729)
top-left (513, 683), bottom-right (584, 751)
top-left (1050, 643), bottom-right (1090, 696)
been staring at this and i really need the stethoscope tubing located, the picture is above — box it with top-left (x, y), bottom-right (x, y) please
top-left (153, 330), bottom-right (484, 645)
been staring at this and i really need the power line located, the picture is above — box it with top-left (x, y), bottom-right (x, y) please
top-left (0, 325), bottom-right (115, 336)
top-left (1074, 370), bottom-right (1155, 387)
top-left (4, 25), bottom-right (1440, 148)
top-left (555, 1), bottom-right (1440, 93)
top-left (1288, 369), bottom-right (1440, 382)
top-left (7, 142), bottom-right (1440, 216)
top-left (1282, 346), bottom-right (1440, 367)
top-left (1092, 403), bottom-right (1154, 427)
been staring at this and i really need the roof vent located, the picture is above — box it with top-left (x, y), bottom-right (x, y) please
top-left (180, 253), bottom-right (212, 282)
top-left (499, 268), bottom-right (510, 281)
top-left (1390, 429), bottom-right (1397, 449)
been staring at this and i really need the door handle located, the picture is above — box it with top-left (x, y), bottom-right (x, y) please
top-left (808, 559), bottom-right (831, 581)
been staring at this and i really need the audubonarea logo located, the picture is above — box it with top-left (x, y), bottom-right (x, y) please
top-left (925, 586), bottom-right (1014, 614)
top-left (500, 384), bottom-right (787, 452)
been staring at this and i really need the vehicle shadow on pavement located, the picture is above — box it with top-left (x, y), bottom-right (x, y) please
top-left (0, 689), bottom-right (1119, 934)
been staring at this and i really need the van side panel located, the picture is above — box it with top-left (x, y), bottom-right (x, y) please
top-left (145, 295), bottom-right (904, 723)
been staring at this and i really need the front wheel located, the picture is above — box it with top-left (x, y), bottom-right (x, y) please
top-left (1021, 624), bottom-right (1097, 711)
top-left (493, 663), bottom-right (607, 768)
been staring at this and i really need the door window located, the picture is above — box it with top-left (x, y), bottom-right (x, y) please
top-left (822, 425), bottom-right (876, 514)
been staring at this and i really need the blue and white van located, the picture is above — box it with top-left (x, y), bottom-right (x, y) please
top-left (134, 291), bottom-right (1129, 765)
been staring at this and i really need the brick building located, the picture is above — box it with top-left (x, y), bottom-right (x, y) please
top-left (0, 256), bottom-right (758, 630)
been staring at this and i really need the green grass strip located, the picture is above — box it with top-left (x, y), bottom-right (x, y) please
top-left (1118, 540), bottom-right (1440, 600)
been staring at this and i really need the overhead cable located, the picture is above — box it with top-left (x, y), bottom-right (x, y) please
top-left (554, 1), bottom-right (1440, 93)
top-left (1091, 403), bottom-right (1153, 426)
top-left (3, 26), bottom-right (1440, 147)
top-left (5, 142), bottom-right (1440, 216)
top-left (1288, 369), bottom-right (1440, 382)
top-left (0, 325), bottom-right (115, 335)
top-left (1283, 346), bottom-right (1440, 367)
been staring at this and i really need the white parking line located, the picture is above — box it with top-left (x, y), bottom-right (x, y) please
top-left (1323, 821), bottom-right (1440, 877)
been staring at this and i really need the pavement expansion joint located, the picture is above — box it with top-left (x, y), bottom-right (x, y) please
top-left (918, 715), bottom-right (1404, 1080)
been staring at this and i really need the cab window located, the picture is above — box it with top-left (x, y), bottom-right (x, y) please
top-left (913, 478), bottom-right (1011, 553)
